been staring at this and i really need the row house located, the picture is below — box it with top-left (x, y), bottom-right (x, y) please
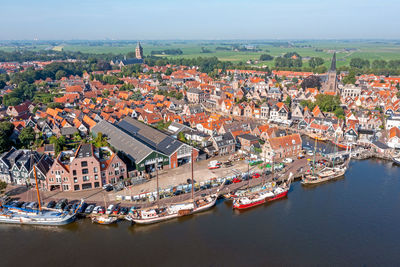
top-left (46, 144), bottom-right (127, 191)
top-left (269, 102), bottom-right (289, 122)
top-left (262, 133), bottom-right (302, 162)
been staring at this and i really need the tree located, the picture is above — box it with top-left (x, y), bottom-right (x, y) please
top-left (342, 69), bottom-right (357, 85)
top-left (92, 132), bottom-right (109, 148)
top-left (177, 132), bottom-right (187, 142)
top-left (19, 127), bottom-right (35, 148)
top-left (284, 95), bottom-right (292, 107)
top-left (259, 54), bottom-right (273, 61)
top-left (309, 57), bottom-right (324, 68)
top-left (350, 58), bottom-right (370, 69)
top-left (55, 70), bottom-right (67, 80)
top-left (49, 135), bottom-right (66, 154)
top-left (301, 75), bottom-right (321, 89)
top-left (372, 60), bottom-right (387, 69)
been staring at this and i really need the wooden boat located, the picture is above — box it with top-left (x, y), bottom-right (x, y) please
top-left (91, 215), bottom-right (118, 225)
top-left (392, 157), bottom-right (400, 165)
top-left (127, 149), bottom-right (218, 225)
top-left (332, 140), bottom-right (352, 150)
top-left (302, 161), bottom-right (348, 185)
top-left (309, 134), bottom-right (328, 141)
top-left (233, 190), bottom-right (274, 209)
top-left (0, 162), bottom-right (83, 226)
top-left (233, 174), bottom-right (292, 209)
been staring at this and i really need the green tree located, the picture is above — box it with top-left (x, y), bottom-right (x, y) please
top-left (49, 135), bottom-right (66, 154)
top-left (19, 127), bottom-right (35, 148)
top-left (309, 57), bottom-right (324, 68)
top-left (92, 132), bottom-right (109, 148)
top-left (350, 58), bottom-right (370, 69)
top-left (259, 54), bottom-right (273, 61)
top-left (55, 70), bottom-right (67, 80)
top-left (284, 95), bottom-right (292, 107)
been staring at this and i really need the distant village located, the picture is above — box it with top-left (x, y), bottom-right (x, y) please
top-left (0, 43), bottom-right (400, 192)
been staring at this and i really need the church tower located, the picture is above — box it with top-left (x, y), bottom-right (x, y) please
top-left (323, 52), bottom-right (338, 94)
top-left (135, 42), bottom-right (143, 59)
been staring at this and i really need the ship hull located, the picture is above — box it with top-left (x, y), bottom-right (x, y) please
top-left (0, 214), bottom-right (76, 226)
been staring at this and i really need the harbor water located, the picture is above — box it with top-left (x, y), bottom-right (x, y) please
top-left (1, 159), bottom-right (400, 266)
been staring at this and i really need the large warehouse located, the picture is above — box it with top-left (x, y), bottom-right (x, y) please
top-left (92, 118), bottom-right (198, 173)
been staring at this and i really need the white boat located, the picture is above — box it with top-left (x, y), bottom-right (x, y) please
top-left (128, 203), bottom-right (194, 225)
top-left (0, 163), bottom-right (83, 226)
top-left (0, 201), bottom-right (82, 226)
top-left (91, 215), bottom-right (118, 225)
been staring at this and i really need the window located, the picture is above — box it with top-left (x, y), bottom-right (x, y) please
top-left (73, 170), bottom-right (77, 176)
top-left (74, 185), bottom-right (80, 191)
top-left (63, 177), bottom-right (68, 182)
top-left (83, 175), bottom-right (89, 182)
top-left (74, 177), bottom-right (78, 183)
top-left (115, 170), bottom-right (120, 175)
top-left (94, 175), bottom-right (98, 180)
top-left (82, 169), bottom-right (89, 175)
top-left (62, 185), bottom-right (69, 191)
top-left (81, 161), bottom-right (88, 167)
top-left (93, 167), bottom-right (98, 173)
top-left (101, 172), bottom-right (106, 178)
top-left (56, 177), bottom-right (61, 183)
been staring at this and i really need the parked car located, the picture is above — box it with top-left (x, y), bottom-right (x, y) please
top-left (84, 205), bottom-right (95, 214)
top-left (105, 185), bottom-right (113, 192)
top-left (92, 206), bottom-right (102, 214)
top-left (224, 179), bottom-right (232, 185)
top-left (119, 207), bottom-right (128, 215)
top-left (283, 158), bottom-right (294, 163)
top-left (98, 207), bottom-right (105, 214)
top-left (186, 178), bottom-right (197, 184)
top-left (232, 178), bottom-right (242, 183)
top-left (55, 199), bottom-right (68, 211)
top-left (106, 205), bottom-right (114, 215)
top-left (252, 173), bottom-right (261, 179)
top-left (112, 205), bottom-right (120, 215)
top-left (47, 201), bottom-right (56, 209)
top-left (102, 184), bottom-right (112, 189)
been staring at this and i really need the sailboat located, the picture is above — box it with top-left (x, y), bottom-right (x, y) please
top-left (127, 149), bottom-right (217, 225)
top-left (91, 193), bottom-right (118, 225)
top-left (302, 136), bottom-right (350, 185)
top-left (0, 163), bottom-right (82, 226)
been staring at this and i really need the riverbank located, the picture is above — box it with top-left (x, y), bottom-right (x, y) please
top-left (1, 159), bottom-right (400, 266)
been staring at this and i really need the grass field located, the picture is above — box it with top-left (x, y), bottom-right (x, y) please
top-left (1, 40), bottom-right (400, 68)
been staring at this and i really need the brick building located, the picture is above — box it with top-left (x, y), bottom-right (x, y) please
top-left (46, 144), bottom-right (127, 191)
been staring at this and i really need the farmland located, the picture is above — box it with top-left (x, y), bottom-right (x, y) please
top-left (1, 40), bottom-right (400, 68)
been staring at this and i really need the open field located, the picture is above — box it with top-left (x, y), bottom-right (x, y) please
top-left (1, 40), bottom-right (400, 68)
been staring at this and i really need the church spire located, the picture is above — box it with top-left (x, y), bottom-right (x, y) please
top-left (330, 52), bottom-right (336, 71)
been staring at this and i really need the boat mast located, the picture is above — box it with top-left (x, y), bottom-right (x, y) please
top-left (312, 137), bottom-right (317, 176)
top-left (33, 165), bottom-right (42, 211)
top-left (191, 148), bottom-right (194, 202)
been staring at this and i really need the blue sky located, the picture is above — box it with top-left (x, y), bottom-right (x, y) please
top-left (1, 0), bottom-right (399, 40)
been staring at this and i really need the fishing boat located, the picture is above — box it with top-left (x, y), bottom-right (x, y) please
top-left (392, 157), bottom-right (400, 165)
top-left (127, 149), bottom-right (218, 225)
top-left (233, 190), bottom-right (274, 209)
top-left (301, 166), bottom-right (346, 185)
top-left (0, 161), bottom-right (83, 226)
top-left (127, 202), bottom-right (194, 224)
top-left (302, 138), bottom-right (350, 185)
top-left (91, 215), bottom-right (118, 225)
top-left (233, 173), bottom-right (292, 209)
top-left (331, 140), bottom-right (352, 150)
top-left (309, 133), bottom-right (328, 142)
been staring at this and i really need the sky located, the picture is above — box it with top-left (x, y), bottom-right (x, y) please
top-left (1, 0), bottom-right (399, 40)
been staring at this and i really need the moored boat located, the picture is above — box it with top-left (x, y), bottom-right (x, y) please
top-left (91, 215), bottom-right (118, 225)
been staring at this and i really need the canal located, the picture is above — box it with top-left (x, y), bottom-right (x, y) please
top-left (1, 159), bottom-right (400, 266)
